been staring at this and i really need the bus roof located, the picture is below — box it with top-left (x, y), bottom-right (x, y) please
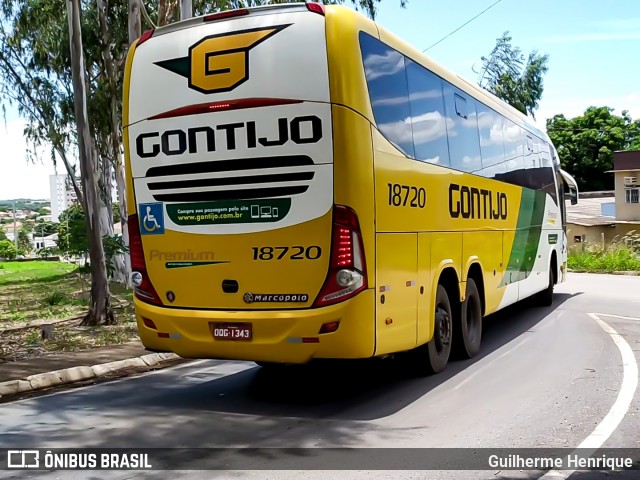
top-left (328, 5), bottom-right (551, 143)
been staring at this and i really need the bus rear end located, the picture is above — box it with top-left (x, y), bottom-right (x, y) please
top-left (123, 4), bottom-right (375, 363)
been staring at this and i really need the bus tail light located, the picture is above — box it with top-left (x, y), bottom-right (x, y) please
top-left (313, 205), bottom-right (367, 307)
top-left (306, 2), bottom-right (325, 15)
top-left (128, 214), bottom-right (163, 306)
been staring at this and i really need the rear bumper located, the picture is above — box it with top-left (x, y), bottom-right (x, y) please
top-left (133, 289), bottom-right (375, 363)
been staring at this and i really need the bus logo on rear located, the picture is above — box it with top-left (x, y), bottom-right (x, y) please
top-left (155, 25), bottom-right (291, 94)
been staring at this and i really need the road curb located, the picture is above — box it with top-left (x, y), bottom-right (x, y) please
top-left (0, 352), bottom-right (180, 399)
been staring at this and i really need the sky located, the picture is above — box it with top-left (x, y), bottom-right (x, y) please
top-left (1, 0), bottom-right (639, 200)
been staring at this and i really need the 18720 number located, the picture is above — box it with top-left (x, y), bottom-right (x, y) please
top-left (252, 246), bottom-right (322, 261)
top-left (387, 183), bottom-right (426, 208)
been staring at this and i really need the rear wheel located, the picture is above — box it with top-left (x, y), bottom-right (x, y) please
top-left (535, 265), bottom-right (555, 307)
top-left (454, 278), bottom-right (482, 359)
top-left (409, 284), bottom-right (453, 375)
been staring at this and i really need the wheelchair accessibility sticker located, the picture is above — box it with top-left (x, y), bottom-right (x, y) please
top-left (139, 203), bottom-right (165, 235)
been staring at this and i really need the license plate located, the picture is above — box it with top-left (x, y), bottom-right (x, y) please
top-left (210, 323), bottom-right (252, 341)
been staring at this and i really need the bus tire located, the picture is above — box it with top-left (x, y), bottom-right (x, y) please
top-left (454, 278), bottom-right (482, 359)
top-left (409, 283), bottom-right (453, 375)
top-left (535, 267), bottom-right (554, 307)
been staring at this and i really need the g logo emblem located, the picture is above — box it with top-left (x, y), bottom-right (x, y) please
top-left (155, 25), bottom-right (291, 94)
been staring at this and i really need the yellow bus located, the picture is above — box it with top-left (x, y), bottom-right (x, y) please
top-left (123, 2), bottom-right (579, 374)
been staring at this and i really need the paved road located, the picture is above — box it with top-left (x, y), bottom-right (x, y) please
top-left (1, 273), bottom-right (639, 480)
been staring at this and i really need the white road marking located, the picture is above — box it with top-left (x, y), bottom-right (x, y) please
top-left (591, 312), bottom-right (640, 321)
top-left (538, 313), bottom-right (639, 479)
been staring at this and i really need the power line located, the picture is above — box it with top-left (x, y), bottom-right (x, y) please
top-left (423, 0), bottom-right (505, 52)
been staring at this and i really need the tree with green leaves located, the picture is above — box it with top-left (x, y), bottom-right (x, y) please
top-left (477, 31), bottom-right (549, 119)
top-left (57, 204), bottom-right (89, 258)
top-left (546, 106), bottom-right (640, 192)
top-left (152, 0), bottom-right (407, 24)
top-left (33, 221), bottom-right (59, 237)
top-left (17, 228), bottom-right (31, 253)
top-left (0, 240), bottom-right (19, 260)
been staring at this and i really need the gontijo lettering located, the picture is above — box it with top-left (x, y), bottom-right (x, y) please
top-left (449, 183), bottom-right (508, 220)
top-left (136, 116), bottom-right (322, 158)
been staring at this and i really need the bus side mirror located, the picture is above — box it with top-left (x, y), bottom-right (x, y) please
top-left (569, 189), bottom-right (578, 205)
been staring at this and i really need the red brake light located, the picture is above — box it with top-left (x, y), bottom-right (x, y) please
top-left (313, 205), bottom-right (367, 307)
top-left (306, 2), bottom-right (325, 15)
top-left (204, 9), bottom-right (249, 22)
top-left (137, 29), bottom-right (154, 46)
top-left (128, 214), bottom-right (163, 306)
top-left (148, 98), bottom-right (302, 121)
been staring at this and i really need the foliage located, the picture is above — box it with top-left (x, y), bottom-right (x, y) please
top-left (478, 31), bottom-right (549, 119)
top-left (112, 203), bottom-right (121, 224)
top-left (568, 232), bottom-right (640, 272)
top-left (17, 228), bottom-right (31, 252)
top-left (36, 246), bottom-right (60, 258)
top-left (0, 200), bottom-right (49, 211)
top-left (568, 247), bottom-right (640, 273)
top-left (150, 0), bottom-right (407, 23)
top-left (33, 221), bottom-right (59, 237)
top-left (0, 240), bottom-right (20, 260)
top-left (57, 204), bottom-right (88, 257)
top-left (102, 234), bottom-right (129, 278)
top-left (56, 204), bottom-right (127, 278)
top-left (546, 107), bottom-right (640, 192)
top-left (0, 230), bottom-right (6, 241)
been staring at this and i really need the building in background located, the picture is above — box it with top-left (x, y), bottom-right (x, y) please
top-left (49, 174), bottom-right (79, 222)
top-left (566, 150), bottom-right (640, 250)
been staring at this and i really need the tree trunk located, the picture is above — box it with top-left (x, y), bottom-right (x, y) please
top-left (66, 0), bottom-right (114, 326)
top-left (99, 0), bottom-right (132, 287)
top-left (158, 0), bottom-right (180, 26)
top-left (180, 0), bottom-right (192, 20)
top-left (128, 0), bottom-right (141, 44)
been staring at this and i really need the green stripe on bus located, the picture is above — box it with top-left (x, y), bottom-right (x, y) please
top-left (501, 189), bottom-right (546, 286)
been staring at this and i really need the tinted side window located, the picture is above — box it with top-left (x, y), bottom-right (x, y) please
top-left (359, 32), bottom-right (414, 157)
top-left (477, 103), bottom-right (506, 178)
top-left (538, 140), bottom-right (558, 203)
top-left (503, 118), bottom-right (524, 171)
top-left (405, 60), bottom-right (450, 166)
top-left (443, 83), bottom-right (482, 173)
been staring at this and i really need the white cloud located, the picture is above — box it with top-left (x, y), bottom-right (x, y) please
top-left (411, 110), bottom-right (453, 144)
top-left (0, 119), bottom-right (59, 200)
top-left (363, 50), bottom-right (404, 81)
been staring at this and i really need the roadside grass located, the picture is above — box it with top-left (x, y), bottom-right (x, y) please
top-left (0, 260), bottom-right (138, 361)
top-left (0, 260), bottom-right (77, 286)
top-left (0, 261), bottom-right (88, 324)
top-left (568, 239), bottom-right (640, 273)
top-left (3, 319), bottom-right (139, 360)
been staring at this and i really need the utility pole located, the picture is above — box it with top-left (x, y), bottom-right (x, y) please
top-left (180, 0), bottom-right (192, 20)
top-left (12, 201), bottom-right (18, 250)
